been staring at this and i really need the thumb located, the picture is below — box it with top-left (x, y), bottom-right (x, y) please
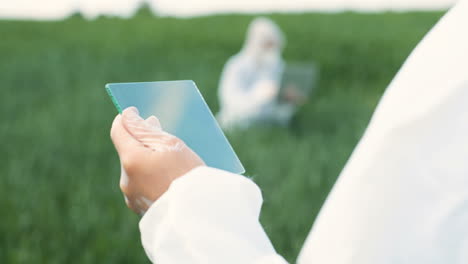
top-left (121, 107), bottom-right (181, 152)
top-left (121, 107), bottom-right (162, 141)
top-left (110, 113), bottom-right (144, 160)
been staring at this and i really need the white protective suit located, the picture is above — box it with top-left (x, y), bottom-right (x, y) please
top-left (139, 1), bottom-right (468, 263)
top-left (217, 18), bottom-right (295, 128)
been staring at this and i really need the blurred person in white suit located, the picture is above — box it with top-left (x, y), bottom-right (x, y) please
top-left (217, 17), bottom-right (302, 129)
top-left (110, 0), bottom-right (468, 263)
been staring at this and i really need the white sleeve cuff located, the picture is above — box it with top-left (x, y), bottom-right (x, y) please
top-left (139, 166), bottom-right (287, 264)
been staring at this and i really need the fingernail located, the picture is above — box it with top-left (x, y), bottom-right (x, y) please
top-left (125, 106), bottom-right (139, 115)
top-left (123, 107), bottom-right (141, 120)
top-left (146, 116), bottom-right (161, 129)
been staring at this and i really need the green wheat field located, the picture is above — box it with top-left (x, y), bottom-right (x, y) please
top-left (0, 8), bottom-right (443, 263)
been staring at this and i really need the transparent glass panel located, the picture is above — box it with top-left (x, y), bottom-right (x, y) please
top-left (106, 80), bottom-right (245, 174)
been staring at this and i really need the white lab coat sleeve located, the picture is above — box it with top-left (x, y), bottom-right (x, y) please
top-left (139, 166), bottom-right (288, 264)
top-left (297, 0), bottom-right (468, 263)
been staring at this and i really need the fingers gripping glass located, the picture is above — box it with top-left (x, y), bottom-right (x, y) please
top-left (106, 80), bottom-right (245, 174)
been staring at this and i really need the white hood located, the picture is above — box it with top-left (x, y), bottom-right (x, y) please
top-left (240, 17), bottom-right (285, 67)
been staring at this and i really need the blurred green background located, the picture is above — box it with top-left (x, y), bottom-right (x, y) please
top-left (0, 8), bottom-right (443, 263)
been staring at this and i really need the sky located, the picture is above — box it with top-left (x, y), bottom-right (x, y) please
top-left (0, 0), bottom-right (459, 20)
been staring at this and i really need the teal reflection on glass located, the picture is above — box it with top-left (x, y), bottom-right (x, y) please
top-left (106, 80), bottom-right (245, 174)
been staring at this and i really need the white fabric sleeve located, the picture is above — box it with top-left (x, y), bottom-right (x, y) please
top-left (139, 166), bottom-right (288, 264)
top-left (298, 1), bottom-right (468, 263)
